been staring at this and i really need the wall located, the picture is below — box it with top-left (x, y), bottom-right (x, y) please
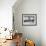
top-left (41, 0), bottom-right (46, 46)
top-left (0, 0), bottom-right (16, 30)
top-left (13, 0), bottom-right (41, 46)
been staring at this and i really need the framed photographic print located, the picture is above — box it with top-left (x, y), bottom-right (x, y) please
top-left (22, 14), bottom-right (37, 26)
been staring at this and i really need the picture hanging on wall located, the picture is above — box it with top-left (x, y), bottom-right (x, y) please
top-left (22, 14), bottom-right (37, 26)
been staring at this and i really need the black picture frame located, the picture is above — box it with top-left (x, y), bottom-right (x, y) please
top-left (22, 14), bottom-right (37, 26)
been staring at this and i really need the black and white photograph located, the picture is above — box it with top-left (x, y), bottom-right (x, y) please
top-left (22, 14), bottom-right (37, 26)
